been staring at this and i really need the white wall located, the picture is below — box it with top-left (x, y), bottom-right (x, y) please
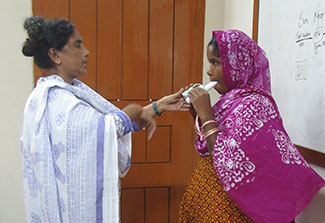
top-left (224, 0), bottom-right (254, 36)
top-left (0, 0), bottom-right (32, 222)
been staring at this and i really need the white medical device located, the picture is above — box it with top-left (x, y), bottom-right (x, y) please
top-left (181, 81), bottom-right (218, 104)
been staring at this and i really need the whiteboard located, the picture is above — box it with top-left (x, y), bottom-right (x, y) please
top-left (258, 0), bottom-right (325, 153)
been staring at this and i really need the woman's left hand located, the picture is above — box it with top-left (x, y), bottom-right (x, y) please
top-left (143, 88), bottom-right (191, 117)
top-left (158, 88), bottom-right (191, 112)
top-left (187, 87), bottom-right (213, 121)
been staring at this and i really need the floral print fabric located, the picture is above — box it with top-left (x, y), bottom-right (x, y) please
top-left (20, 75), bottom-right (132, 222)
top-left (179, 156), bottom-right (252, 223)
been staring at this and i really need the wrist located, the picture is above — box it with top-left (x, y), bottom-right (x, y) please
top-left (152, 101), bottom-right (162, 116)
top-left (195, 114), bottom-right (219, 141)
top-left (123, 104), bottom-right (143, 122)
top-left (199, 113), bottom-right (214, 123)
top-left (155, 99), bottom-right (166, 114)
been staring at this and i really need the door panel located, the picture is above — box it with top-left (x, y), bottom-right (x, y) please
top-left (32, 0), bottom-right (68, 19)
top-left (149, 0), bottom-right (174, 99)
top-left (120, 112), bottom-right (197, 222)
top-left (121, 187), bottom-right (170, 223)
top-left (97, 0), bottom-right (122, 100)
top-left (147, 126), bottom-right (171, 163)
top-left (70, 0), bottom-right (97, 90)
top-left (121, 188), bottom-right (145, 223)
top-left (146, 187), bottom-right (170, 223)
top-left (130, 130), bottom-right (147, 163)
top-left (123, 0), bottom-right (149, 100)
top-left (174, 0), bottom-right (205, 90)
top-left (32, 0), bottom-right (205, 222)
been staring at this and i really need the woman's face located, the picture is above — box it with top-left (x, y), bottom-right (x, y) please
top-left (55, 30), bottom-right (90, 83)
top-left (206, 46), bottom-right (228, 94)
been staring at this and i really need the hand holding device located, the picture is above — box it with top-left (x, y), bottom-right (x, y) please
top-left (181, 81), bottom-right (218, 104)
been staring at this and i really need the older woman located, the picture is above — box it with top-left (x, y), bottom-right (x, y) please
top-left (20, 16), bottom-right (188, 222)
top-left (179, 30), bottom-right (325, 223)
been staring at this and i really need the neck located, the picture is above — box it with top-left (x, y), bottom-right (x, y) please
top-left (40, 68), bottom-right (56, 76)
top-left (57, 73), bottom-right (73, 84)
top-left (54, 69), bottom-right (73, 84)
top-left (41, 68), bottom-right (73, 84)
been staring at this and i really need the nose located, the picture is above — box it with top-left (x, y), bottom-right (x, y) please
top-left (207, 64), bottom-right (213, 76)
top-left (84, 46), bottom-right (90, 57)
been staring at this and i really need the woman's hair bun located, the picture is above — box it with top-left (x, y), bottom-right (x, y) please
top-left (22, 16), bottom-right (46, 57)
top-left (21, 16), bottom-right (74, 69)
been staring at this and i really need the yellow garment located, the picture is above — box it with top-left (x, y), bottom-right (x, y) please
top-left (179, 156), bottom-right (253, 223)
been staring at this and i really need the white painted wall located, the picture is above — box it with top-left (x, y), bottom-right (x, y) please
top-left (224, 0), bottom-right (254, 36)
top-left (0, 0), bottom-right (32, 222)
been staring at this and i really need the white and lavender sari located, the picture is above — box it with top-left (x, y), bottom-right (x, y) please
top-left (20, 75), bottom-right (134, 222)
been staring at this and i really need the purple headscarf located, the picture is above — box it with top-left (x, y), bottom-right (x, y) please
top-left (195, 30), bottom-right (325, 223)
top-left (215, 30), bottom-right (271, 94)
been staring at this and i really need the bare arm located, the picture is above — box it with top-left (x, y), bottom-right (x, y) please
top-left (122, 104), bottom-right (143, 122)
top-left (122, 104), bottom-right (156, 140)
top-left (143, 88), bottom-right (191, 117)
top-left (188, 88), bottom-right (217, 153)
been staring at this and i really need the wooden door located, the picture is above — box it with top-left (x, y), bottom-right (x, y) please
top-left (33, 0), bottom-right (205, 222)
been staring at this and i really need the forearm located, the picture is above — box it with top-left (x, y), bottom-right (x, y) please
top-left (200, 114), bottom-right (217, 154)
top-left (122, 104), bottom-right (143, 122)
top-left (143, 99), bottom-right (165, 117)
top-left (204, 131), bottom-right (217, 153)
top-left (190, 109), bottom-right (197, 120)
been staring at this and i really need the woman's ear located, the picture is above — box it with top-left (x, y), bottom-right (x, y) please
top-left (48, 48), bottom-right (61, 65)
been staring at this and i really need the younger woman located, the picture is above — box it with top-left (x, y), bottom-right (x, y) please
top-left (179, 30), bottom-right (325, 223)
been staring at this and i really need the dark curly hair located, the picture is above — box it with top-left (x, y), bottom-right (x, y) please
top-left (208, 35), bottom-right (220, 58)
top-left (22, 16), bottom-right (75, 69)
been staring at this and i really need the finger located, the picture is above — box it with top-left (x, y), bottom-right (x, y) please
top-left (147, 128), bottom-right (154, 140)
top-left (147, 120), bottom-right (157, 140)
top-left (188, 87), bottom-right (204, 99)
top-left (178, 108), bottom-right (190, 111)
top-left (175, 87), bottom-right (185, 96)
top-left (183, 104), bottom-right (192, 109)
top-left (171, 88), bottom-right (186, 101)
top-left (196, 87), bottom-right (208, 94)
top-left (184, 83), bottom-right (194, 90)
top-left (187, 88), bottom-right (198, 99)
top-left (177, 99), bottom-right (191, 109)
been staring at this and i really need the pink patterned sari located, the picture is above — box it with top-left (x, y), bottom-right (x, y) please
top-left (195, 30), bottom-right (325, 223)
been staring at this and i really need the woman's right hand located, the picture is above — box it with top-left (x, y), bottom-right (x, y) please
top-left (187, 87), bottom-right (213, 122)
top-left (122, 104), bottom-right (156, 140)
top-left (140, 110), bottom-right (156, 140)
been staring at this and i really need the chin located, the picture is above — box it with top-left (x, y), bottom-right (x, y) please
top-left (79, 70), bottom-right (87, 76)
top-left (216, 89), bottom-right (227, 95)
